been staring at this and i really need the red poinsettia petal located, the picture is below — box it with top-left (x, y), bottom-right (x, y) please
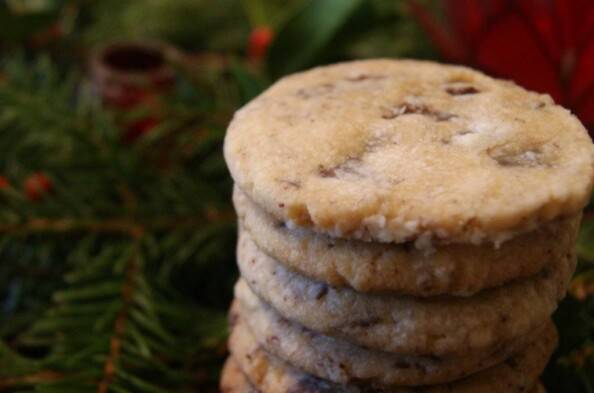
top-left (445, 0), bottom-right (486, 46)
top-left (554, 0), bottom-right (594, 50)
top-left (516, 0), bottom-right (561, 62)
top-left (479, 0), bottom-right (510, 15)
top-left (476, 13), bottom-right (563, 102)
top-left (570, 39), bottom-right (594, 104)
top-left (407, 1), bottom-right (467, 61)
top-left (580, 10), bottom-right (594, 50)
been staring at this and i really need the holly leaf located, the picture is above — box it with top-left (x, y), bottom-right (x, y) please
top-left (266, 0), bottom-right (364, 78)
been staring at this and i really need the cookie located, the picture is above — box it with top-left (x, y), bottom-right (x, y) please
top-left (235, 284), bottom-right (548, 386)
top-left (220, 357), bottom-right (257, 393)
top-left (228, 305), bottom-right (557, 392)
top-left (234, 187), bottom-right (580, 296)
top-left (221, 357), bottom-right (546, 393)
top-left (237, 230), bottom-right (575, 355)
top-left (224, 59), bottom-right (594, 246)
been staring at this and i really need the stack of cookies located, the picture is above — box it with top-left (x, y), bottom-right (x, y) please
top-left (220, 60), bottom-right (594, 393)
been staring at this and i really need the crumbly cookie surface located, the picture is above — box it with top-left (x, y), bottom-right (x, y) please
top-left (235, 282), bottom-right (544, 387)
top-left (236, 230), bottom-right (574, 355)
top-left (234, 187), bottom-right (580, 296)
top-left (228, 304), bottom-right (556, 393)
top-left (224, 59), bottom-right (594, 245)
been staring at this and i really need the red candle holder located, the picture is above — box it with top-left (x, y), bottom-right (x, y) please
top-left (90, 41), bottom-right (177, 141)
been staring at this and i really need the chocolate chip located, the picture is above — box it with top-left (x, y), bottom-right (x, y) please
top-left (278, 179), bottom-right (301, 189)
top-left (314, 284), bottom-right (329, 300)
top-left (446, 85), bottom-right (480, 95)
top-left (345, 74), bottom-right (386, 82)
top-left (318, 165), bottom-right (336, 178)
top-left (456, 130), bottom-right (473, 136)
top-left (348, 317), bottom-right (381, 328)
top-left (319, 157), bottom-right (363, 180)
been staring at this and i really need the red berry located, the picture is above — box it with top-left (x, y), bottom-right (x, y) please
top-left (248, 26), bottom-right (274, 61)
top-left (0, 176), bottom-right (9, 189)
top-left (24, 172), bottom-right (53, 201)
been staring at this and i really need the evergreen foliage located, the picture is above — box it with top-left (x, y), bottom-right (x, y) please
top-left (0, 57), bottom-right (238, 392)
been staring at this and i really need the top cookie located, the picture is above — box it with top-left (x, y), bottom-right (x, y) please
top-left (224, 59), bottom-right (594, 245)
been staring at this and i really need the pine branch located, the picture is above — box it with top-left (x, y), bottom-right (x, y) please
top-left (0, 371), bottom-right (62, 390)
top-left (0, 57), bottom-right (235, 392)
top-left (97, 241), bottom-right (140, 393)
top-left (1, 235), bottom-right (227, 392)
top-left (0, 214), bottom-right (234, 237)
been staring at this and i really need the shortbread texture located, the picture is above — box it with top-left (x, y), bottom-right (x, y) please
top-left (220, 357), bottom-right (545, 393)
top-left (236, 231), bottom-right (574, 355)
top-left (234, 187), bottom-right (580, 296)
top-left (234, 282), bottom-right (545, 386)
top-left (227, 306), bottom-right (555, 393)
top-left (224, 59), bottom-right (594, 245)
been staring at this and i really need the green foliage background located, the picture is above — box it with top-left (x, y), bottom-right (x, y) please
top-left (0, 1), bottom-right (592, 392)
